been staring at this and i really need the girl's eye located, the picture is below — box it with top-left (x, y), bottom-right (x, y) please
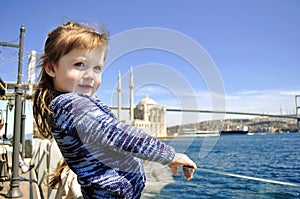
top-left (74, 62), bottom-right (85, 68)
top-left (93, 66), bottom-right (102, 73)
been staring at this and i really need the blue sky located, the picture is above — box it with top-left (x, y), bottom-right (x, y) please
top-left (1, 0), bottom-right (300, 126)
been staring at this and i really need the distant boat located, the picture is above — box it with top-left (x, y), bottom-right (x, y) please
top-left (220, 125), bottom-right (248, 135)
top-left (180, 129), bottom-right (219, 137)
top-left (220, 130), bottom-right (248, 135)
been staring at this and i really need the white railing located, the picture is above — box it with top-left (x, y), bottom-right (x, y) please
top-left (31, 138), bottom-right (63, 199)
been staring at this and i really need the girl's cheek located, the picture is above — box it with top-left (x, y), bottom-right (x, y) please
top-left (94, 73), bottom-right (102, 84)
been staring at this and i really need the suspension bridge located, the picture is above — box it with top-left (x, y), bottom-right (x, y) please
top-left (111, 105), bottom-right (300, 131)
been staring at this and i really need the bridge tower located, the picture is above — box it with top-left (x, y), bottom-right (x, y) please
top-left (296, 95), bottom-right (300, 132)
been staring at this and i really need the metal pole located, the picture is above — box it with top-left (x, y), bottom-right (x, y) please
top-left (6, 25), bottom-right (25, 198)
top-left (4, 105), bottom-right (8, 139)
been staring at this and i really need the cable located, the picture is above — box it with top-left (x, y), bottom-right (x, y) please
top-left (195, 168), bottom-right (300, 187)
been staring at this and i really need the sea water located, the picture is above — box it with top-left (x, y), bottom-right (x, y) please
top-left (142, 133), bottom-right (300, 198)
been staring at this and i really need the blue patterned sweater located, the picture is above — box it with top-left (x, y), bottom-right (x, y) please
top-left (49, 93), bottom-right (175, 198)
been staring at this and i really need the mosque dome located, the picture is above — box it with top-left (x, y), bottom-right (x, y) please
top-left (138, 95), bottom-right (157, 106)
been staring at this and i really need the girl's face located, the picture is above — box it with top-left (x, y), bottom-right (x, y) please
top-left (46, 47), bottom-right (106, 96)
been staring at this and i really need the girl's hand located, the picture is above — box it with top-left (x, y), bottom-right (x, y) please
top-left (168, 153), bottom-right (197, 180)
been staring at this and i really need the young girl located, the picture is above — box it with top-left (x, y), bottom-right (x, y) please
top-left (33, 21), bottom-right (196, 198)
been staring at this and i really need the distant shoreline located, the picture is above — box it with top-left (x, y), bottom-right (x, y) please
top-left (158, 131), bottom-right (300, 139)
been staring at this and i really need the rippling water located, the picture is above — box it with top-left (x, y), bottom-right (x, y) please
top-left (142, 133), bottom-right (300, 199)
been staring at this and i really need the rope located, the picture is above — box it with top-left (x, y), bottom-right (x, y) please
top-left (195, 168), bottom-right (300, 187)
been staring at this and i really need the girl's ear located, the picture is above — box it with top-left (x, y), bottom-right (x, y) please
top-left (44, 63), bottom-right (56, 77)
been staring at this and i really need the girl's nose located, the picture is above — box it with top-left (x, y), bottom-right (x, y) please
top-left (83, 67), bottom-right (95, 79)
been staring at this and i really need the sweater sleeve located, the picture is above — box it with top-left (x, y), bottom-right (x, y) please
top-left (50, 93), bottom-right (175, 165)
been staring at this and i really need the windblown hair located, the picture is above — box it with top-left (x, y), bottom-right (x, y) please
top-left (33, 21), bottom-right (109, 138)
top-left (48, 158), bottom-right (69, 189)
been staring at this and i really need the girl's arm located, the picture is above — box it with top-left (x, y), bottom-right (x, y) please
top-left (51, 93), bottom-right (175, 165)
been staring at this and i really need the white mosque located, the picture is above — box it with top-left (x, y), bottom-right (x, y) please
top-left (117, 67), bottom-right (167, 138)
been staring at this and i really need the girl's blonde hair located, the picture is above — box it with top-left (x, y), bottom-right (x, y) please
top-left (33, 21), bottom-right (109, 138)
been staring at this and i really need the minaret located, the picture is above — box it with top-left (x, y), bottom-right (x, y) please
top-left (129, 66), bottom-right (134, 121)
top-left (117, 71), bottom-right (122, 119)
